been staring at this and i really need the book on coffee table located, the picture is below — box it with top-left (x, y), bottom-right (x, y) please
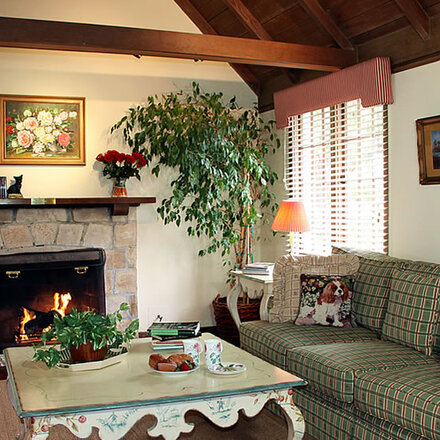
top-left (148, 321), bottom-right (200, 337)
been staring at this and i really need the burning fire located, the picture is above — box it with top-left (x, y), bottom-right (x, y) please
top-left (51, 292), bottom-right (72, 317)
top-left (18, 292), bottom-right (72, 342)
top-left (19, 308), bottom-right (36, 341)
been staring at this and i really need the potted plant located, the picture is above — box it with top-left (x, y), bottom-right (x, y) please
top-left (33, 303), bottom-right (139, 368)
top-left (111, 83), bottom-right (280, 343)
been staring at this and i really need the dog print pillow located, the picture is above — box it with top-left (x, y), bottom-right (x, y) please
top-left (295, 274), bottom-right (354, 327)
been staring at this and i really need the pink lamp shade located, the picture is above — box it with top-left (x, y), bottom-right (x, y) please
top-left (271, 200), bottom-right (310, 232)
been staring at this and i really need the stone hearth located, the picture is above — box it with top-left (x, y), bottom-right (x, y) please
top-left (0, 207), bottom-right (138, 328)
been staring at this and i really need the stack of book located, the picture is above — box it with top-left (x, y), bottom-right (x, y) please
top-left (242, 262), bottom-right (274, 276)
top-left (148, 321), bottom-right (201, 350)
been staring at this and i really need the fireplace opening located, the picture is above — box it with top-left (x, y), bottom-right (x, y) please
top-left (0, 248), bottom-right (106, 351)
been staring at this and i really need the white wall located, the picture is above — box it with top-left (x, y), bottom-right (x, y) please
top-left (389, 61), bottom-right (440, 264)
top-left (0, 0), bottom-right (256, 329)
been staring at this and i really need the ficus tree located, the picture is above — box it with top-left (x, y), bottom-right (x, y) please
top-left (112, 83), bottom-right (280, 268)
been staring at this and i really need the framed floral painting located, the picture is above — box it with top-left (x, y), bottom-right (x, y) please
top-left (0, 95), bottom-right (85, 165)
top-left (416, 114), bottom-right (440, 185)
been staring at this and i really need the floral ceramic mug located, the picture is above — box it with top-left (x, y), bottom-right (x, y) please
top-left (183, 339), bottom-right (201, 367)
top-left (204, 339), bottom-right (223, 369)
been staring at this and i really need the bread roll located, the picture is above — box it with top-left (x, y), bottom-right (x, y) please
top-left (149, 353), bottom-right (166, 370)
top-left (167, 353), bottom-right (193, 366)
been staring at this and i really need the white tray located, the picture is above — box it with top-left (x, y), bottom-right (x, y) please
top-left (56, 347), bottom-right (128, 371)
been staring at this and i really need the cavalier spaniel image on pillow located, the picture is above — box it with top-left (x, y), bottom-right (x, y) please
top-left (295, 275), bottom-right (354, 327)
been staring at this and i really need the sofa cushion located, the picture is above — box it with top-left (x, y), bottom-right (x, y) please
top-left (269, 254), bottom-right (360, 323)
top-left (401, 261), bottom-right (440, 355)
top-left (354, 364), bottom-right (440, 440)
top-left (286, 340), bottom-right (436, 403)
top-left (332, 246), bottom-right (398, 334)
top-left (239, 320), bottom-right (378, 369)
top-left (382, 269), bottom-right (440, 356)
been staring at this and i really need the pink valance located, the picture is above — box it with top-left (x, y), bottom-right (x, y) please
top-left (274, 57), bottom-right (394, 128)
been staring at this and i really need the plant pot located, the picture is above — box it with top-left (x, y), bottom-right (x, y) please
top-left (212, 294), bottom-right (260, 346)
top-left (69, 342), bottom-right (107, 363)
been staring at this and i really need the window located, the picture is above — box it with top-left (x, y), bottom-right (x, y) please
top-left (285, 99), bottom-right (388, 255)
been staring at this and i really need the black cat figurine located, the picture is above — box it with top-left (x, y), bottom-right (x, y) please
top-left (7, 175), bottom-right (23, 198)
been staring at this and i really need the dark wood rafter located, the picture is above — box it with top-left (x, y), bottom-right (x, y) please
top-left (174, 0), bottom-right (261, 95)
top-left (297, 0), bottom-right (354, 49)
top-left (0, 17), bottom-right (355, 71)
top-left (358, 12), bottom-right (440, 72)
top-left (222, 0), bottom-right (299, 84)
top-left (394, 0), bottom-right (431, 40)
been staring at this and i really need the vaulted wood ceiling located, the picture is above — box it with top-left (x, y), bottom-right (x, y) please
top-left (175, 0), bottom-right (440, 110)
top-left (1, 1), bottom-right (439, 112)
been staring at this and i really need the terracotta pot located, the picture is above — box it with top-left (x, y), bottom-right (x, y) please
top-left (69, 341), bottom-right (107, 363)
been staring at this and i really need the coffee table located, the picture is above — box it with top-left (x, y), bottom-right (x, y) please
top-left (4, 334), bottom-right (307, 440)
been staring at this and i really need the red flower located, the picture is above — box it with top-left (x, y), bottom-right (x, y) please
top-left (104, 151), bottom-right (117, 162)
top-left (6, 125), bottom-right (14, 134)
top-left (5, 117), bottom-right (13, 123)
top-left (96, 153), bottom-right (104, 162)
top-left (117, 152), bottom-right (126, 162)
top-left (125, 154), bottom-right (135, 164)
top-left (78, 415), bottom-right (87, 423)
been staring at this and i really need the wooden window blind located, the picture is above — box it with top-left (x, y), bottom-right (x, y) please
top-left (285, 99), bottom-right (388, 255)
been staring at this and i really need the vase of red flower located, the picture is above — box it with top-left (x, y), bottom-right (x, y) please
top-left (96, 149), bottom-right (147, 197)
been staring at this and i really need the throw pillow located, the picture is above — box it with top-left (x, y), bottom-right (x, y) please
top-left (295, 275), bottom-right (354, 327)
top-left (381, 269), bottom-right (440, 356)
top-left (269, 254), bottom-right (359, 323)
top-left (332, 246), bottom-right (399, 334)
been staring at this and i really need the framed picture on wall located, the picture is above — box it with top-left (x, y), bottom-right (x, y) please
top-left (0, 95), bottom-right (85, 165)
top-left (416, 114), bottom-right (440, 185)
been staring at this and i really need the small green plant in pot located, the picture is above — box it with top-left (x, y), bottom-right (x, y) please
top-left (33, 303), bottom-right (139, 368)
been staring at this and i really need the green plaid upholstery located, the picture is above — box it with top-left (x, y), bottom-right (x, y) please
top-left (332, 246), bottom-right (399, 334)
top-left (401, 261), bottom-right (440, 355)
top-left (239, 320), bottom-right (378, 369)
top-left (286, 340), bottom-right (435, 403)
top-left (381, 269), bottom-right (440, 356)
top-left (352, 408), bottom-right (427, 440)
top-left (292, 387), bottom-right (354, 440)
top-left (354, 364), bottom-right (440, 440)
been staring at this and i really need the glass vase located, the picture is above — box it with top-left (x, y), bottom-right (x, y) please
top-left (112, 179), bottom-right (127, 197)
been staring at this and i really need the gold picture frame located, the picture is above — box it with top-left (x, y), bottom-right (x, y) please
top-left (416, 115), bottom-right (440, 185)
top-left (0, 95), bottom-right (85, 165)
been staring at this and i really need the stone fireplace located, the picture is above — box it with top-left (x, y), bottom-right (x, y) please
top-left (0, 206), bottom-right (139, 344)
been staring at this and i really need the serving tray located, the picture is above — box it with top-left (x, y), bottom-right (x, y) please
top-left (56, 347), bottom-right (128, 371)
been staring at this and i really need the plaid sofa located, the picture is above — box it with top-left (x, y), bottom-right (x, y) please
top-left (239, 249), bottom-right (440, 440)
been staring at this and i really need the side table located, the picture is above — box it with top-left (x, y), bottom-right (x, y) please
top-left (227, 270), bottom-right (273, 330)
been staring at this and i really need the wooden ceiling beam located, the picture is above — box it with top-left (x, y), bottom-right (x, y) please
top-left (394, 0), bottom-right (431, 40)
top-left (221, 0), bottom-right (299, 84)
top-left (174, 0), bottom-right (261, 95)
top-left (298, 0), bottom-right (354, 50)
top-left (0, 17), bottom-right (355, 71)
top-left (222, 0), bottom-right (272, 40)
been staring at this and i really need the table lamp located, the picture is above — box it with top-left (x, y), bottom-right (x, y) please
top-left (271, 200), bottom-right (310, 255)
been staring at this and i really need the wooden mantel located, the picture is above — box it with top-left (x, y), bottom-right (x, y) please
top-left (0, 197), bottom-right (156, 216)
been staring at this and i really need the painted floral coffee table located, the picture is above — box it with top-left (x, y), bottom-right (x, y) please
top-left (4, 334), bottom-right (306, 440)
